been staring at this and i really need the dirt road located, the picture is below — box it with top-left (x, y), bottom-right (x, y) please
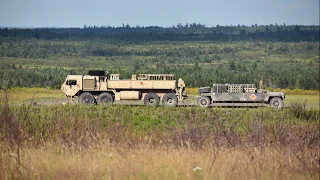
top-left (34, 97), bottom-right (272, 108)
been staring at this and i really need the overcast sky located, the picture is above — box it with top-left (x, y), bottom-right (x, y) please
top-left (0, 0), bottom-right (319, 28)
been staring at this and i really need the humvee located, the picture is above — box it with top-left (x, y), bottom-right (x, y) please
top-left (197, 84), bottom-right (285, 108)
top-left (61, 70), bottom-right (186, 107)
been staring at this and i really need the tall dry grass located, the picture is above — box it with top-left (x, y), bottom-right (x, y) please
top-left (0, 92), bottom-right (319, 179)
top-left (2, 143), bottom-right (317, 180)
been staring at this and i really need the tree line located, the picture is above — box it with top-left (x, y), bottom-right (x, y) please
top-left (0, 59), bottom-right (318, 90)
top-left (0, 24), bottom-right (318, 43)
top-left (0, 24), bottom-right (318, 90)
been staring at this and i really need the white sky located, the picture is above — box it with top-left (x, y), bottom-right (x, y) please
top-left (0, 0), bottom-right (319, 27)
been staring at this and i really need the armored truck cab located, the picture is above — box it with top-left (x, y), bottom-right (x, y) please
top-left (197, 84), bottom-right (285, 108)
top-left (61, 70), bottom-right (186, 107)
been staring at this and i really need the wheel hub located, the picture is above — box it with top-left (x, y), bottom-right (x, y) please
top-left (149, 98), bottom-right (155, 103)
top-left (201, 99), bottom-right (207, 105)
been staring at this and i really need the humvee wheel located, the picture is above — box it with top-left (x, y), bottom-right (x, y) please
top-left (144, 93), bottom-right (160, 107)
top-left (197, 96), bottom-right (211, 108)
top-left (162, 93), bottom-right (178, 107)
top-left (98, 92), bottom-right (113, 105)
top-left (79, 92), bottom-right (95, 105)
top-left (270, 97), bottom-right (284, 109)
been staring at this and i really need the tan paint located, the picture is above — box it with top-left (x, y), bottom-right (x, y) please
top-left (107, 80), bottom-right (176, 89)
top-left (61, 73), bottom-right (186, 101)
top-left (61, 75), bottom-right (82, 97)
top-left (119, 91), bottom-right (140, 100)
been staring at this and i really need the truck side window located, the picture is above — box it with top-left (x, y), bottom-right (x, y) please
top-left (67, 80), bottom-right (77, 86)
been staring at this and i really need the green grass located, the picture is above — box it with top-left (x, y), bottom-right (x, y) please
top-left (0, 106), bottom-right (309, 143)
top-left (285, 95), bottom-right (319, 109)
top-left (0, 88), bottom-right (65, 104)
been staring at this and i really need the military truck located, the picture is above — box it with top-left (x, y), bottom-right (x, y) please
top-left (197, 84), bottom-right (285, 108)
top-left (61, 70), bottom-right (186, 107)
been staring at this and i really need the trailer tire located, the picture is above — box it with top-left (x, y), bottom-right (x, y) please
top-left (269, 97), bottom-right (284, 109)
top-left (197, 96), bottom-right (211, 108)
top-left (198, 87), bottom-right (211, 93)
top-left (79, 92), bottom-right (95, 105)
top-left (97, 92), bottom-right (113, 105)
top-left (162, 93), bottom-right (178, 107)
top-left (144, 93), bottom-right (160, 107)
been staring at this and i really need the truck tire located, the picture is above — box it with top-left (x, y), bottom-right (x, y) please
top-left (198, 87), bottom-right (211, 94)
top-left (269, 97), bottom-right (284, 109)
top-left (79, 92), bottom-right (95, 105)
top-left (144, 93), bottom-right (160, 107)
top-left (162, 93), bottom-right (178, 107)
top-left (97, 92), bottom-right (113, 105)
top-left (197, 96), bottom-right (211, 108)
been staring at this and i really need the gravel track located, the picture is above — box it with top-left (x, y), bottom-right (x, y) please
top-left (33, 96), bottom-right (274, 108)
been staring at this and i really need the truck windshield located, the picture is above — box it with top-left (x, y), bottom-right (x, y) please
top-left (66, 80), bottom-right (77, 85)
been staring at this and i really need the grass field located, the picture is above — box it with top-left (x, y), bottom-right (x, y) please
top-left (1, 90), bottom-right (319, 179)
top-left (0, 88), bottom-right (65, 104)
top-left (285, 95), bottom-right (319, 109)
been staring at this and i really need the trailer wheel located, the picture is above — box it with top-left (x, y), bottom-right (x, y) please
top-left (162, 93), bottom-right (178, 107)
top-left (79, 92), bottom-right (95, 105)
top-left (97, 92), bottom-right (113, 105)
top-left (197, 96), bottom-right (211, 108)
top-left (270, 97), bottom-right (284, 109)
top-left (144, 93), bottom-right (160, 107)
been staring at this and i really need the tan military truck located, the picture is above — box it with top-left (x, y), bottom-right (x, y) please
top-left (61, 70), bottom-right (186, 106)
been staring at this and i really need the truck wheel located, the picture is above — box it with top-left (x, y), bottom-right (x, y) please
top-left (144, 93), bottom-right (160, 107)
top-left (79, 92), bottom-right (95, 105)
top-left (198, 87), bottom-right (211, 93)
top-left (162, 93), bottom-right (178, 107)
top-left (98, 92), bottom-right (113, 105)
top-left (270, 97), bottom-right (284, 109)
top-left (197, 96), bottom-right (211, 108)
